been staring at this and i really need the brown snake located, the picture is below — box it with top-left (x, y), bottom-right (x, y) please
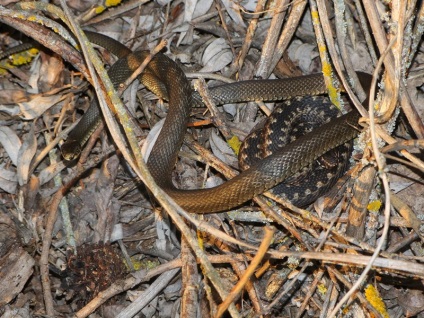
top-left (60, 32), bottom-right (371, 213)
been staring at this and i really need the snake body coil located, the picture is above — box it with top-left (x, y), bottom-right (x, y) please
top-left (239, 95), bottom-right (353, 207)
top-left (61, 32), bottom-right (370, 213)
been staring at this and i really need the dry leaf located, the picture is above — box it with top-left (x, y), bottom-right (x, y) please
top-left (210, 130), bottom-right (238, 168)
top-left (18, 94), bottom-right (64, 120)
top-left (220, 0), bottom-right (246, 26)
top-left (142, 118), bottom-right (165, 161)
top-left (17, 124), bottom-right (37, 186)
top-left (0, 126), bottom-right (21, 166)
top-left (200, 38), bottom-right (232, 72)
top-left (0, 167), bottom-right (18, 194)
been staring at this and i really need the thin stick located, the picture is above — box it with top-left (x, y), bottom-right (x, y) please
top-left (216, 226), bottom-right (275, 317)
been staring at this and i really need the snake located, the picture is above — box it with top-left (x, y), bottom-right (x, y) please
top-left (58, 32), bottom-right (371, 214)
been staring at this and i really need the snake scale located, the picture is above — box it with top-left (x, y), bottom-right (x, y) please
top-left (60, 32), bottom-right (371, 213)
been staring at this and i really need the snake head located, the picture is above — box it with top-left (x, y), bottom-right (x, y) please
top-left (61, 139), bottom-right (82, 161)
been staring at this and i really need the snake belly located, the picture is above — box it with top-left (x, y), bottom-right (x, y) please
top-left (61, 33), bottom-right (369, 213)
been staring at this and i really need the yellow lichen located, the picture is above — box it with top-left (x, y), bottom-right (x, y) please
top-left (364, 284), bottom-right (389, 318)
top-left (17, 48), bottom-right (38, 64)
top-left (317, 283), bottom-right (327, 295)
top-left (95, 5), bottom-right (106, 14)
top-left (322, 61), bottom-right (332, 77)
top-left (227, 135), bottom-right (242, 155)
top-left (367, 200), bottom-right (382, 212)
top-left (1, 48), bottom-right (39, 71)
top-left (197, 230), bottom-right (204, 250)
top-left (0, 66), bottom-right (9, 75)
top-left (128, 257), bottom-right (160, 271)
top-left (310, 9), bottom-right (320, 24)
top-left (105, 0), bottom-right (122, 7)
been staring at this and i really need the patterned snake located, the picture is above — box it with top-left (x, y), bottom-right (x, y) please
top-left (61, 32), bottom-right (371, 213)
